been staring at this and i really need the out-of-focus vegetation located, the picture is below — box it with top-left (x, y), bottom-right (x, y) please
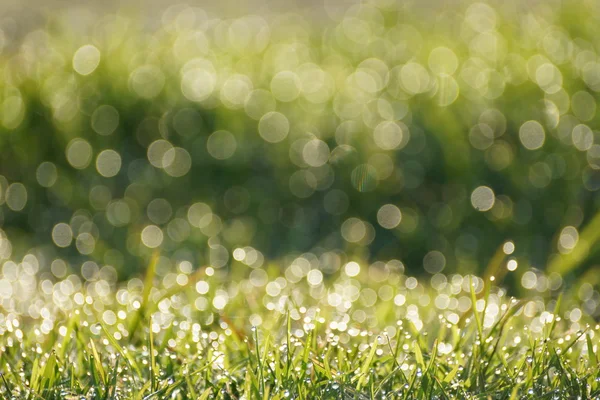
top-left (0, 0), bottom-right (600, 398)
top-left (1, 0), bottom-right (599, 295)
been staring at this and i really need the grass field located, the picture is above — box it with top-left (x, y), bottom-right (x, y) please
top-left (1, 0), bottom-right (600, 398)
top-left (1, 255), bottom-right (599, 399)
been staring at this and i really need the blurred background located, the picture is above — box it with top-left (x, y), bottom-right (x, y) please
top-left (0, 0), bottom-right (599, 296)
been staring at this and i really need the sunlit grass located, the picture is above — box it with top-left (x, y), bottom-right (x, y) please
top-left (0, 254), bottom-right (597, 398)
top-left (0, 0), bottom-right (600, 397)
top-left (2, 0), bottom-right (600, 278)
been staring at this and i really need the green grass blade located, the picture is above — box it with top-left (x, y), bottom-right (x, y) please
top-left (587, 334), bottom-right (598, 368)
top-left (469, 276), bottom-right (484, 342)
top-left (356, 338), bottom-right (378, 391)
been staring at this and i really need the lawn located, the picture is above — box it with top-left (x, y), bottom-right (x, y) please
top-left (2, 255), bottom-right (599, 398)
top-left (0, 0), bottom-right (599, 398)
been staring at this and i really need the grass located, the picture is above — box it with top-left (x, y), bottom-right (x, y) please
top-left (1, 0), bottom-right (600, 398)
top-left (0, 259), bottom-right (598, 399)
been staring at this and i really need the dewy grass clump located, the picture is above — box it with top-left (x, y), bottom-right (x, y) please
top-left (0, 0), bottom-right (599, 398)
top-left (2, 258), bottom-right (600, 399)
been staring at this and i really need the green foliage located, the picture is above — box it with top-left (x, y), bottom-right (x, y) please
top-left (0, 271), bottom-right (597, 399)
top-left (0, 0), bottom-right (599, 287)
top-left (0, 0), bottom-right (599, 397)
